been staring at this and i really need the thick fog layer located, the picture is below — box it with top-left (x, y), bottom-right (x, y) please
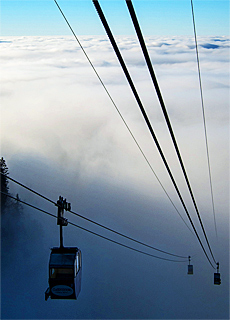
top-left (1, 35), bottom-right (229, 319)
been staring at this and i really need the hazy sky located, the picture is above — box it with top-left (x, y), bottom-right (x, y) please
top-left (0, 0), bottom-right (229, 36)
top-left (0, 1), bottom-right (229, 319)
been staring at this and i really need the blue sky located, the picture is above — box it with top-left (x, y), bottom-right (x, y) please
top-left (0, 0), bottom-right (229, 36)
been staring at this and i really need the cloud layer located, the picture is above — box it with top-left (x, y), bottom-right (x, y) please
top-left (1, 35), bottom-right (229, 202)
top-left (1, 35), bottom-right (229, 319)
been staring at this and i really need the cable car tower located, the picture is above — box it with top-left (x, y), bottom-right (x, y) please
top-left (45, 196), bottom-right (82, 300)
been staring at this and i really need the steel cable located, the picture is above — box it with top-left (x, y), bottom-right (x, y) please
top-left (53, 0), bottom-right (194, 235)
top-left (1, 191), bottom-right (188, 263)
top-left (125, 0), bottom-right (217, 265)
top-left (92, 0), bottom-right (215, 269)
top-left (0, 172), bottom-right (188, 259)
top-left (190, 0), bottom-right (218, 240)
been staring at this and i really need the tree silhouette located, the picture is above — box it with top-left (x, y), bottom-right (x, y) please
top-left (1, 158), bottom-right (23, 216)
top-left (1, 157), bottom-right (10, 212)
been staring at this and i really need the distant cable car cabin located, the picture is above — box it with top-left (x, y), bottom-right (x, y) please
top-left (187, 256), bottom-right (193, 275)
top-left (214, 272), bottom-right (221, 285)
top-left (45, 247), bottom-right (82, 300)
top-left (188, 264), bottom-right (193, 275)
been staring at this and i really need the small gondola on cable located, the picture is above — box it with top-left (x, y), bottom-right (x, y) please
top-left (214, 262), bottom-right (221, 285)
top-left (45, 196), bottom-right (82, 300)
top-left (187, 256), bottom-right (193, 275)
